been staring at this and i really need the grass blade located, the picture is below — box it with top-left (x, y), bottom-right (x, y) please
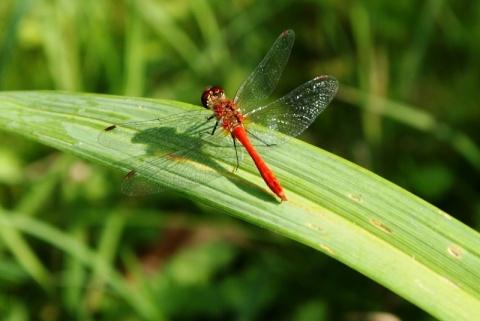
top-left (0, 91), bottom-right (479, 320)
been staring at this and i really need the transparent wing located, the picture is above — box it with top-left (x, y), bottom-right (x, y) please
top-left (244, 75), bottom-right (339, 146)
top-left (119, 132), bottom-right (239, 196)
top-left (98, 111), bottom-right (241, 195)
top-left (98, 111), bottom-right (231, 151)
top-left (233, 30), bottom-right (295, 112)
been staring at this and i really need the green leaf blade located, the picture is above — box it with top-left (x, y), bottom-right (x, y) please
top-left (1, 91), bottom-right (479, 320)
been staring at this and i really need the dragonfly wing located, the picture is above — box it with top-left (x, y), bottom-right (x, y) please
top-left (233, 30), bottom-right (295, 111)
top-left (98, 110), bottom-right (242, 195)
top-left (245, 75), bottom-right (339, 146)
top-left (98, 110), bottom-right (219, 152)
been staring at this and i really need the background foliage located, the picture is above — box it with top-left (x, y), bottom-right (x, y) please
top-left (0, 0), bottom-right (479, 320)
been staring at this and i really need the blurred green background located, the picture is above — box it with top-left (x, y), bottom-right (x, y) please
top-left (0, 0), bottom-right (479, 320)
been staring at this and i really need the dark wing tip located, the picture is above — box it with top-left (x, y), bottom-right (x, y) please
top-left (104, 125), bottom-right (117, 131)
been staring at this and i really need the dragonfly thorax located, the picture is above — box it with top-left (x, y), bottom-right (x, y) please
top-left (213, 100), bottom-right (244, 132)
top-left (202, 86), bottom-right (244, 133)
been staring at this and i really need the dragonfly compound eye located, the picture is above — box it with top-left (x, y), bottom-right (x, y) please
top-left (201, 86), bottom-right (225, 109)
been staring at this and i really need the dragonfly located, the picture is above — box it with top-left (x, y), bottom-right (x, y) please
top-left (99, 30), bottom-right (338, 201)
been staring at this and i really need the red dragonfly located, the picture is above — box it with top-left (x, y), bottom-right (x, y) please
top-left (99, 30), bottom-right (338, 201)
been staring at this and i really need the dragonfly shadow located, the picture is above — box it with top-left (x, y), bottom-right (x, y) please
top-left (224, 171), bottom-right (281, 203)
top-left (126, 125), bottom-right (280, 201)
top-left (123, 125), bottom-right (237, 195)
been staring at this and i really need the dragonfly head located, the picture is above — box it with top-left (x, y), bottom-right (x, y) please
top-left (201, 86), bottom-right (225, 109)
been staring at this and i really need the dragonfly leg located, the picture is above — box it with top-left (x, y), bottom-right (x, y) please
top-left (232, 134), bottom-right (240, 172)
top-left (209, 119), bottom-right (220, 135)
